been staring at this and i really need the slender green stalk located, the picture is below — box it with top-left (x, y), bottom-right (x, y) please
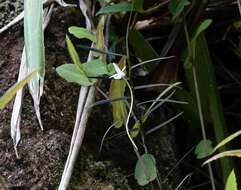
top-left (184, 22), bottom-right (216, 190)
top-left (123, 77), bottom-right (138, 151)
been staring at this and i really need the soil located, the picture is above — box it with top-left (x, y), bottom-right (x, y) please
top-left (0, 2), bottom-right (182, 190)
top-left (0, 0), bottom-right (23, 28)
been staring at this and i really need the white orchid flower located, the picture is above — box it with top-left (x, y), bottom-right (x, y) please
top-left (109, 63), bottom-right (126, 80)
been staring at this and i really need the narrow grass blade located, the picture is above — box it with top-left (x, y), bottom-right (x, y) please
top-left (89, 96), bottom-right (128, 108)
top-left (10, 49), bottom-right (27, 158)
top-left (24, 0), bottom-right (45, 130)
top-left (144, 82), bottom-right (181, 120)
top-left (203, 150), bottom-right (241, 166)
top-left (213, 130), bottom-right (241, 152)
top-left (137, 99), bottom-right (187, 107)
top-left (146, 91), bottom-right (176, 117)
top-left (134, 83), bottom-right (172, 90)
top-left (0, 70), bottom-right (37, 110)
top-left (146, 112), bottom-right (183, 135)
top-left (130, 56), bottom-right (174, 70)
top-left (99, 122), bottom-right (119, 153)
top-left (76, 44), bottom-right (124, 57)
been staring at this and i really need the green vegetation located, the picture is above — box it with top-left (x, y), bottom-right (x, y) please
top-left (0, 0), bottom-right (241, 189)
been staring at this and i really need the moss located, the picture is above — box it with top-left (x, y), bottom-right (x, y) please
top-left (69, 149), bottom-right (130, 190)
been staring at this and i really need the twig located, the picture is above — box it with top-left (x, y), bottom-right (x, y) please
top-left (58, 86), bottom-right (95, 190)
top-left (58, 0), bottom-right (96, 189)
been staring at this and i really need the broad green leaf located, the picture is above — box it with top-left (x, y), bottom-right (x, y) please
top-left (56, 64), bottom-right (94, 86)
top-left (109, 57), bottom-right (127, 128)
top-left (0, 70), bottom-right (37, 109)
top-left (96, 2), bottom-right (143, 15)
top-left (203, 150), bottom-right (241, 166)
top-left (169, 0), bottom-right (190, 21)
top-left (192, 19), bottom-right (213, 41)
top-left (83, 59), bottom-right (109, 77)
top-left (107, 63), bottom-right (116, 74)
top-left (225, 170), bottom-right (237, 190)
top-left (214, 130), bottom-right (241, 152)
top-left (68, 26), bottom-right (96, 42)
top-left (194, 139), bottom-right (214, 159)
top-left (134, 154), bottom-right (157, 186)
top-left (129, 29), bottom-right (159, 71)
top-left (66, 35), bottom-right (84, 71)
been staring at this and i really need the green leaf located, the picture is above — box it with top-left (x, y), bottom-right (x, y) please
top-left (203, 149), bottom-right (241, 166)
top-left (24, 0), bottom-right (45, 128)
top-left (214, 130), bottom-right (241, 152)
top-left (144, 82), bottom-right (181, 120)
top-left (83, 59), bottom-right (109, 77)
top-left (96, 2), bottom-right (143, 15)
top-left (0, 70), bottom-right (37, 109)
top-left (194, 139), bottom-right (214, 159)
top-left (225, 170), bottom-right (237, 190)
top-left (184, 19), bottom-right (212, 69)
top-left (109, 57), bottom-right (127, 128)
top-left (174, 88), bottom-right (200, 128)
top-left (56, 64), bottom-right (94, 86)
top-left (107, 63), bottom-right (116, 74)
top-left (192, 19), bottom-right (213, 41)
top-left (68, 26), bottom-right (96, 42)
top-left (95, 16), bottom-right (106, 60)
top-left (134, 154), bottom-right (157, 186)
top-left (133, 0), bottom-right (144, 12)
top-left (24, 0), bottom-right (45, 77)
top-left (184, 34), bottom-right (233, 179)
top-left (130, 121), bottom-right (141, 138)
top-left (66, 35), bottom-right (84, 71)
top-left (169, 0), bottom-right (190, 21)
top-left (129, 29), bottom-right (159, 71)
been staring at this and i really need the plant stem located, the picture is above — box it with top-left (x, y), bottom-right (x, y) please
top-left (123, 77), bottom-right (138, 151)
